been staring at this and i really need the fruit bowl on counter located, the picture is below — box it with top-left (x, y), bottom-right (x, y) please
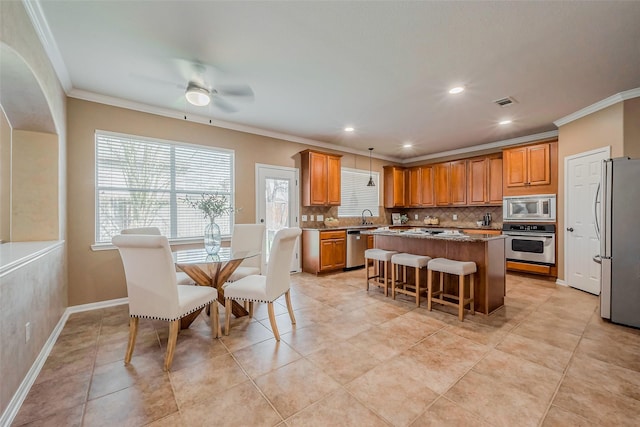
top-left (324, 217), bottom-right (340, 227)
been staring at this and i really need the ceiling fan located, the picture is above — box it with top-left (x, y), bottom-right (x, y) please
top-left (134, 59), bottom-right (254, 113)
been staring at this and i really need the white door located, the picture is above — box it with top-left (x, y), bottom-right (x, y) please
top-left (256, 164), bottom-right (300, 272)
top-left (565, 147), bottom-right (609, 294)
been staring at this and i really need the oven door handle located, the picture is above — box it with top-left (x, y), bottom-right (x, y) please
top-left (503, 233), bottom-right (555, 239)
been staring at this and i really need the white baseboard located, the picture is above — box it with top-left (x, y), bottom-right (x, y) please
top-left (556, 279), bottom-right (568, 287)
top-left (0, 298), bottom-right (128, 427)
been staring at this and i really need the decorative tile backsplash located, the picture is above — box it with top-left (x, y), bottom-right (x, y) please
top-left (300, 205), bottom-right (502, 229)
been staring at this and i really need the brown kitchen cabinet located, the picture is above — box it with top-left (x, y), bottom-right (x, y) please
top-left (467, 155), bottom-right (503, 205)
top-left (407, 167), bottom-right (421, 207)
top-left (420, 165), bottom-right (435, 206)
top-left (504, 143), bottom-right (550, 188)
top-left (302, 229), bottom-right (346, 274)
top-left (434, 161), bottom-right (466, 206)
top-left (503, 140), bottom-right (557, 197)
top-left (300, 149), bottom-right (342, 206)
top-left (384, 166), bottom-right (406, 208)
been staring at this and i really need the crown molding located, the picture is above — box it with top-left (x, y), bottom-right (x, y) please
top-left (22, 0), bottom-right (72, 92)
top-left (404, 130), bottom-right (559, 164)
top-left (554, 87), bottom-right (640, 127)
top-left (68, 88), bottom-right (400, 162)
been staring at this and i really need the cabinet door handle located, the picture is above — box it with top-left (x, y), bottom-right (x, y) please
top-left (567, 227), bottom-right (574, 232)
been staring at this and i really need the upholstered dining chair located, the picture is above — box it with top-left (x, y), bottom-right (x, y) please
top-left (226, 223), bottom-right (266, 282)
top-left (112, 234), bottom-right (220, 371)
top-left (224, 227), bottom-right (301, 341)
top-left (121, 226), bottom-right (195, 286)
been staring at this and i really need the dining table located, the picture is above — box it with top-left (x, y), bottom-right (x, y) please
top-left (174, 247), bottom-right (260, 329)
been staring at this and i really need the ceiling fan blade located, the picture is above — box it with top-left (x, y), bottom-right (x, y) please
top-left (215, 84), bottom-right (254, 98)
top-left (212, 96), bottom-right (238, 113)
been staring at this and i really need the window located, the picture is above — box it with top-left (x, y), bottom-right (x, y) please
top-left (95, 131), bottom-right (234, 243)
top-left (338, 167), bottom-right (379, 217)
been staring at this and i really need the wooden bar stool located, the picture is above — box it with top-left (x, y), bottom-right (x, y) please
top-left (364, 249), bottom-right (397, 296)
top-left (391, 253), bottom-right (431, 307)
top-left (427, 258), bottom-right (476, 321)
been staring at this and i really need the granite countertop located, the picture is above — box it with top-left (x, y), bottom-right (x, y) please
top-left (361, 228), bottom-right (506, 242)
top-left (302, 224), bottom-right (502, 232)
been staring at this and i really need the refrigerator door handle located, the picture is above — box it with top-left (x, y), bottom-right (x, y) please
top-left (593, 182), bottom-right (601, 241)
top-left (593, 254), bottom-right (602, 264)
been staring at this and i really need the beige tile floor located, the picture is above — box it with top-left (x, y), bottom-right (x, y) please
top-left (13, 271), bottom-right (640, 427)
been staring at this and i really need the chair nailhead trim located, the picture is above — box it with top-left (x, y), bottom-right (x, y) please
top-left (130, 299), bottom-right (216, 322)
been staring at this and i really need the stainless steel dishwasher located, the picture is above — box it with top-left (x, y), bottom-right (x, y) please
top-left (345, 229), bottom-right (367, 269)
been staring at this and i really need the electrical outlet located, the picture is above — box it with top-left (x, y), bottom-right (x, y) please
top-left (25, 322), bottom-right (31, 343)
top-left (301, 215), bottom-right (308, 222)
top-left (453, 214), bottom-right (458, 221)
top-left (317, 214), bottom-right (324, 221)
top-left (414, 214), bottom-right (418, 220)
top-left (310, 215), bottom-right (314, 221)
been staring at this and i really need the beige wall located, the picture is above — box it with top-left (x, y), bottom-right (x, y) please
top-left (11, 130), bottom-right (59, 241)
top-left (0, 1), bottom-right (67, 417)
top-left (0, 107), bottom-right (10, 241)
top-left (557, 102), bottom-right (624, 281)
top-left (66, 98), bottom-right (388, 305)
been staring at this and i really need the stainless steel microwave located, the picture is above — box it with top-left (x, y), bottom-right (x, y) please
top-left (503, 194), bottom-right (556, 222)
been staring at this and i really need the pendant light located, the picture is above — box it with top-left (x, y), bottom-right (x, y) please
top-left (367, 147), bottom-right (375, 187)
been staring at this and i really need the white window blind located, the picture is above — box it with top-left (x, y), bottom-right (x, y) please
top-left (338, 167), bottom-right (380, 217)
top-left (95, 131), bottom-right (234, 243)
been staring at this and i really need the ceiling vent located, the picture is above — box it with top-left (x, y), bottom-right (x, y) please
top-left (494, 96), bottom-right (517, 107)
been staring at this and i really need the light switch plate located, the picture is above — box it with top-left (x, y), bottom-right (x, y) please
top-left (317, 214), bottom-right (324, 221)
top-left (453, 214), bottom-right (458, 220)
top-left (310, 215), bottom-right (314, 221)
top-left (301, 215), bottom-right (308, 221)
top-left (414, 214), bottom-right (419, 220)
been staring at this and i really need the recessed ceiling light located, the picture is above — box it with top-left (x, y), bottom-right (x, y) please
top-left (448, 86), bottom-right (465, 94)
top-left (403, 143), bottom-right (413, 148)
top-left (499, 120), bottom-right (512, 125)
top-left (344, 127), bottom-right (354, 132)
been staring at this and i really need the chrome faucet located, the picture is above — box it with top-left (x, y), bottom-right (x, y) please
top-left (361, 209), bottom-right (374, 225)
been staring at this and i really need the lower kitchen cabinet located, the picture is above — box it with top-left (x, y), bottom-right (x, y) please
top-left (302, 229), bottom-right (346, 274)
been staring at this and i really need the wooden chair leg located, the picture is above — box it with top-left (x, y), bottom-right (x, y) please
top-left (164, 319), bottom-right (179, 371)
top-left (391, 262), bottom-right (396, 299)
top-left (125, 317), bottom-right (138, 364)
top-left (415, 267), bottom-right (420, 307)
top-left (470, 274), bottom-right (475, 315)
top-left (267, 302), bottom-right (280, 341)
top-left (383, 261), bottom-right (388, 297)
top-left (210, 301), bottom-right (221, 338)
top-left (285, 290), bottom-right (296, 324)
top-left (427, 269), bottom-right (433, 311)
top-left (224, 299), bottom-right (232, 335)
top-left (366, 258), bottom-right (370, 290)
top-left (248, 301), bottom-right (254, 318)
top-left (458, 274), bottom-right (465, 321)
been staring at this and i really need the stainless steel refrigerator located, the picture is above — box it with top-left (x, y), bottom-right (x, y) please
top-left (594, 157), bottom-right (640, 328)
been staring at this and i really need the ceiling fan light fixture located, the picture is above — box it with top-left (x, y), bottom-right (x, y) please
top-left (367, 147), bottom-right (375, 187)
top-left (185, 84), bottom-right (211, 106)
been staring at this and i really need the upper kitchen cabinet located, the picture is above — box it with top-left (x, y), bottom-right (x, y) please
top-left (300, 150), bottom-right (342, 206)
top-left (503, 141), bottom-right (557, 196)
top-left (435, 161), bottom-right (466, 206)
top-left (406, 165), bottom-right (434, 207)
top-left (419, 165), bottom-right (435, 206)
top-left (384, 166), bottom-right (406, 208)
top-left (467, 155), bottom-right (503, 205)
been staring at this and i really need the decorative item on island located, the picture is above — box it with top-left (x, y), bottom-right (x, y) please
top-left (183, 193), bottom-right (234, 255)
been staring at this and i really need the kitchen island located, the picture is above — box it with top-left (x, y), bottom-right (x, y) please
top-left (364, 229), bottom-right (506, 315)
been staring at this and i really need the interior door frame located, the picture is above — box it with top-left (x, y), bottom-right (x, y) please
top-left (563, 146), bottom-right (610, 288)
top-left (255, 163), bottom-right (300, 272)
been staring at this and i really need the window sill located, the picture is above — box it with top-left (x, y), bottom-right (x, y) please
top-left (91, 236), bottom-right (231, 251)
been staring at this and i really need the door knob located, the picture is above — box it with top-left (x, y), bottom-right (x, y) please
top-left (567, 227), bottom-right (574, 232)
top-left (260, 218), bottom-right (265, 223)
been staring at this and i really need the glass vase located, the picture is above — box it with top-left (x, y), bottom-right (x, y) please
top-left (204, 220), bottom-right (221, 255)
